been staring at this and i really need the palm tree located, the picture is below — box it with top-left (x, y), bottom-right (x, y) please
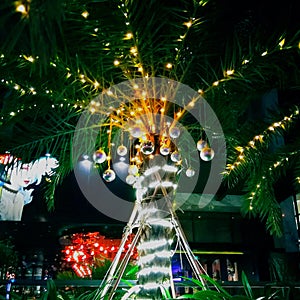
top-left (0, 0), bottom-right (300, 297)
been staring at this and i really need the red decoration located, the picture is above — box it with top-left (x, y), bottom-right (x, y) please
top-left (60, 232), bottom-right (137, 277)
top-left (0, 154), bottom-right (17, 165)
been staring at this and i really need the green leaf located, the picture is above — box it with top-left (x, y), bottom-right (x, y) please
top-left (241, 271), bottom-right (254, 299)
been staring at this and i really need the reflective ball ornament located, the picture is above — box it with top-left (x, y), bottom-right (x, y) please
top-left (128, 164), bottom-right (139, 176)
top-left (141, 141), bottom-right (155, 155)
top-left (103, 169), bottom-right (116, 182)
top-left (130, 126), bottom-right (143, 138)
top-left (186, 168), bottom-right (195, 177)
top-left (160, 145), bottom-right (170, 156)
top-left (117, 145), bottom-right (128, 156)
top-left (171, 151), bottom-right (181, 162)
top-left (169, 127), bottom-right (180, 139)
top-left (197, 139), bottom-right (207, 151)
top-left (200, 147), bottom-right (215, 161)
top-left (93, 149), bottom-right (107, 164)
top-left (126, 174), bottom-right (136, 185)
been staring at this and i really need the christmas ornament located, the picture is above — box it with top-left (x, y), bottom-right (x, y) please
top-left (200, 147), bottom-right (215, 161)
top-left (93, 149), bottom-right (107, 164)
top-left (169, 127), bottom-right (180, 139)
top-left (128, 164), bottom-right (139, 175)
top-left (126, 174), bottom-right (136, 185)
top-left (117, 145), bottom-right (128, 156)
top-left (103, 169), bottom-right (116, 182)
top-left (171, 151), bottom-right (181, 162)
top-left (185, 168), bottom-right (195, 177)
top-left (141, 141), bottom-right (155, 155)
top-left (197, 139), bottom-right (207, 151)
top-left (160, 145), bottom-right (170, 156)
top-left (130, 126), bottom-right (143, 138)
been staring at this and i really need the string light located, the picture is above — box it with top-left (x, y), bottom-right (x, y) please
top-left (165, 63), bottom-right (173, 69)
top-left (81, 11), bottom-right (89, 18)
top-left (183, 20), bottom-right (193, 28)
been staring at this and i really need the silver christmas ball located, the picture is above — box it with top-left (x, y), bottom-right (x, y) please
top-left (126, 174), bottom-right (136, 185)
top-left (130, 126), bottom-right (143, 138)
top-left (200, 147), bottom-right (215, 161)
top-left (169, 127), bottom-right (180, 139)
top-left (103, 169), bottom-right (116, 182)
top-left (141, 141), bottom-right (155, 155)
top-left (171, 151), bottom-right (181, 162)
top-left (117, 145), bottom-right (128, 156)
top-left (160, 145), bottom-right (170, 156)
top-left (93, 149), bottom-right (107, 164)
top-left (186, 168), bottom-right (195, 177)
top-left (197, 139), bottom-right (207, 151)
top-left (128, 164), bottom-right (139, 175)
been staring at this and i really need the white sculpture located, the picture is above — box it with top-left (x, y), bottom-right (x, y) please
top-left (0, 155), bottom-right (58, 221)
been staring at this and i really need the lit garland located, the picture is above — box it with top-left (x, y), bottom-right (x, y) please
top-left (224, 107), bottom-right (300, 176)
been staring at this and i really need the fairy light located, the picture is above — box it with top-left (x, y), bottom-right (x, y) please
top-left (93, 81), bottom-right (100, 89)
top-left (212, 81), bottom-right (219, 86)
top-left (225, 69), bottom-right (234, 76)
top-left (261, 51), bottom-right (268, 56)
top-left (29, 87), bottom-right (36, 95)
top-left (113, 59), bottom-right (120, 66)
top-left (130, 46), bottom-right (138, 56)
top-left (279, 38), bottom-right (285, 49)
top-left (23, 55), bottom-right (35, 63)
top-left (125, 32), bottom-right (133, 39)
top-left (166, 63), bottom-right (172, 69)
top-left (15, 3), bottom-right (29, 16)
top-left (183, 20), bottom-right (192, 28)
top-left (81, 11), bottom-right (89, 18)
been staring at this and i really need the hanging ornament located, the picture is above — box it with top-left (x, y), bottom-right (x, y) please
top-left (130, 126), bottom-right (143, 138)
top-left (128, 164), bottom-right (139, 176)
top-left (93, 149), bottom-right (107, 164)
top-left (103, 169), bottom-right (116, 182)
top-left (141, 141), bottom-right (155, 155)
top-left (186, 168), bottom-right (195, 177)
top-left (200, 147), bottom-right (215, 161)
top-left (171, 151), bottom-right (181, 162)
top-left (169, 127), bottom-right (180, 139)
top-left (160, 145), bottom-right (170, 156)
top-left (117, 145), bottom-right (128, 156)
top-left (197, 139), bottom-right (207, 151)
top-left (126, 174), bottom-right (136, 185)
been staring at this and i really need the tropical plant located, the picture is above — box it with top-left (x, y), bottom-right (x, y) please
top-left (0, 0), bottom-right (299, 235)
top-left (177, 271), bottom-right (290, 300)
top-left (0, 239), bottom-right (18, 280)
top-left (0, 0), bottom-right (300, 298)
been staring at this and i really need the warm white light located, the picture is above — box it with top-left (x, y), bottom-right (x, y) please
top-left (184, 21), bottom-right (192, 28)
top-left (15, 4), bottom-right (27, 15)
top-left (81, 11), bottom-right (89, 18)
top-left (138, 267), bottom-right (170, 277)
top-left (137, 239), bottom-right (168, 250)
top-left (225, 69), bottom-right (234, 76)
top-left (149, 180), bottom-right (160, 188)
top-left (144, 166), bottom-right (161, 176)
